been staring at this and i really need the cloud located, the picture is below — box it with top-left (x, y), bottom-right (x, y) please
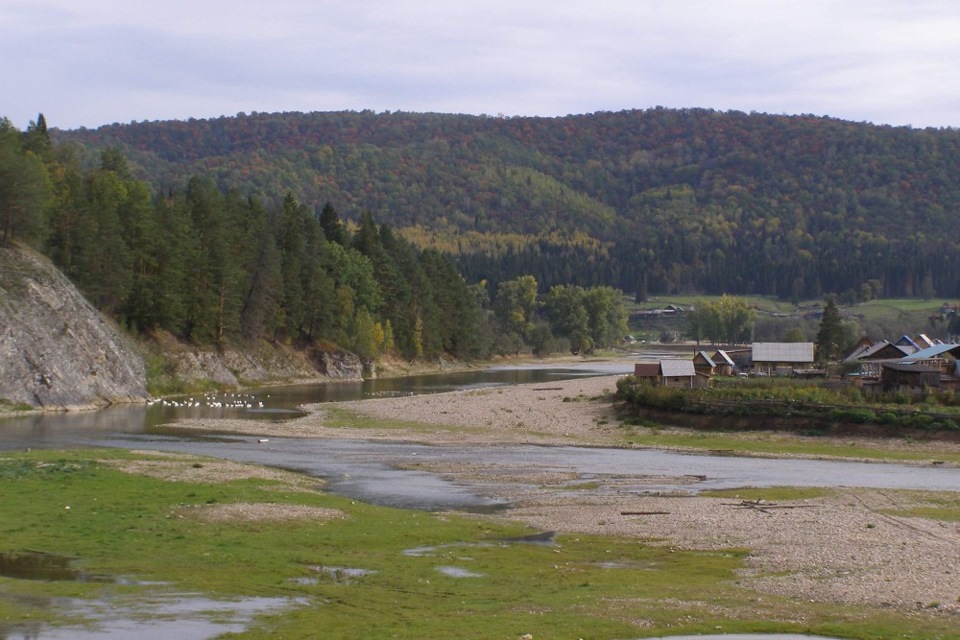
top-left (3, 0), bottom-right (960, 129)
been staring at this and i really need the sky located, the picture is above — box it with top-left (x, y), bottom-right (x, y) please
top-left (3, 0), bottom-right (960, 131)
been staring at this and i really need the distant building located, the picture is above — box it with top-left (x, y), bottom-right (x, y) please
top-left (843, 340), bottom-right (912, 378)
top-left (634, 360), bottom-right (697, 388)
top-left (751, 342), bottom-right (815, 376)
top-left (693, 351), bottom-right (717, 376)
top-left (711, 350), bottom-right (736, 376)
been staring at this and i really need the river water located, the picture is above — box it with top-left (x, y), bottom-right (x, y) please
top-left (3, 363), bottom-right (960, 511)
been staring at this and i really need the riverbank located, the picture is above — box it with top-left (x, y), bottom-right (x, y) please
top-left (168, 371), bottom-right (960, 619)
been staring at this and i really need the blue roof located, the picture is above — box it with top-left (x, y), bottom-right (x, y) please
top-left (894, 334), bottom-right (920, 349)
top-left (900, 343), bottom-right (960, 362)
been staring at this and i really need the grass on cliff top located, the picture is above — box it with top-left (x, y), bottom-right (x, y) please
top-left (1, 449), bottom-right (953, 639)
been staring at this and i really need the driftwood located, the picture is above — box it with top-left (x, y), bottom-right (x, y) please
top-left (724, 499), bottom-right (817, 515)
top-left (620, 510), bottom-right (671, 516)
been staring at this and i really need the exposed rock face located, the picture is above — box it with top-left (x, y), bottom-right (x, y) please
top-left (0, 244), bottom-right (150, 409)
top-left (150, 331), bottom-right (359, 388)
top-left (310, 346), bottom-right (364, 380)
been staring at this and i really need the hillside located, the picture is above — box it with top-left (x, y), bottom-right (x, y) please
top-left (54, 108), bottom-right (960, 300)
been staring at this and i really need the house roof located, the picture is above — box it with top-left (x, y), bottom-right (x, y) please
top-left (634, 362), bottom-right (661, 377)
top-left (693, 351), bottom-right (716, 367)
top-left (900, 343), bottom-right (960, 363)
top-left (712, 350), bottom-right (736, 366)
top-left (845, 340), bottom-right (910, 362)
top-left (894, 334), bottom-right (920, 349)
top-left (660, 359), bottom-right (696, 377)
top-left (752, 342), bottom-right (815, 363)
top-left (917, 333), bottom-right (936, 349)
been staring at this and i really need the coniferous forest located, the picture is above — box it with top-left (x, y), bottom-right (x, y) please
top-left (1, 115), bottom-right (627, 362)
top-left (53, 108), bottom-right (960, 301)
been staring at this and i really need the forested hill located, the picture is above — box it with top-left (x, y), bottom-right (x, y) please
top-left (54, 108), bottom-right (960, 300)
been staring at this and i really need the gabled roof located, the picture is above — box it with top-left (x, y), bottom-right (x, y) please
top-left (693, 351), bottom-right (716, 367)
top-left (634, 362), bottom-right (661, 377)
top-left (752, 342), bottom-right (815, 363)
top-left (900, 343), bottom-right (960, 363)
top-left (894, 334), bottom-right (920, 349)
top-left (660, 359), bottom-right (696, 377)
top-left (845, 340), bottom-right (910, 362)
top-left (917, 334), bottom-right (936, 349)
top-left (712, 350), bottom-right (736, 366)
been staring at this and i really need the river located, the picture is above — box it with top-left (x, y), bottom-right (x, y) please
top-left (3, 363), bottom-right (960, 511)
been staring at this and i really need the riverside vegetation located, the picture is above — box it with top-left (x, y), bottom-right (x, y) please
top-left (616, 376), bottom-right (960, 437)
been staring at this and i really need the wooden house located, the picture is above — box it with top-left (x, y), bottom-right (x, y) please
top-left (693, 351), bottom-right (716, 376)
top-left (751, 342), bottom-right (815, 376)
top-left (711, 350), bottom-right (736, 376)
top-left (881, 363), bottom-right (942, 393)
top-left (633, 360), bottom-right (696, 388)
top-left (843, 340), bottom-right (912, 377)
top-left (899, 343), bottom-right (960, 377)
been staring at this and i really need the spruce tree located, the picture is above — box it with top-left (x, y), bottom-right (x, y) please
top-left (815, 297), bottom-right (844, 363)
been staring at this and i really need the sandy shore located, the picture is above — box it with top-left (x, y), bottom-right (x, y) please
top-left (173, 373), bottom-right (960, 618)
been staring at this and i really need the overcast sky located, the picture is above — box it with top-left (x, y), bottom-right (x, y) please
top-left (4, 0), bottom-right (960, 131)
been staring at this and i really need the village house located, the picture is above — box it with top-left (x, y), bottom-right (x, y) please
top-left (843, 340), bottom-right (913, 378)
top-left (633, 360), bottom-right (697, 388)
top-left (711, 349), bottom-right (736, 376)
top-left (692, 351), bottom-right (716, 376)
top-left (750, 342), bottom-right (815, 376)
top-left (880, 362), bottom-right (942, 394)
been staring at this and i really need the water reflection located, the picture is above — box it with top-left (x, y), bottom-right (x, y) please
top-left (0, 366), bottom-right (626, 451)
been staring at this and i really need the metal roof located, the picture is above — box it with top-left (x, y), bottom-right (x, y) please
top-left (752, 342), bottom-right (815, 363)
top-left (900, 343), bottom-right (960, 363)
top-left (844, 341), bottom-right (909, 362)
top-left (659, 359), bottom-right (695, 377)
top-left (694, 351), bottom-right (716, 367)
top-left (712, 350), bottom-right (735, 366)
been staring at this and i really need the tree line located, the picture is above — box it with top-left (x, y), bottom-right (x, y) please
top-left (1, 115), bottom-right (628, 363)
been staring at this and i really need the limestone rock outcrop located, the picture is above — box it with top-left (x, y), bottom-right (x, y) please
top-left (0, 244), bottom-right (150, 409)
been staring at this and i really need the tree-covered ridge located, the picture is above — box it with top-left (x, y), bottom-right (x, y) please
top-left (54, 108), bottom-right (960, 300)
top-left (3, 115), bottom-right (629, 364)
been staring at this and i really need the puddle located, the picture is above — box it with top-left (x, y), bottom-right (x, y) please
top-left (0, 552), bottom-right (116, 583)
top-left (2, 593), bottom-right (306, 639)
top-left (403, 541), bottom-right (497, 557)
top-left (404, 531), bottom-right (556, 557)
top-left (500, 531), bottom-right (556, 545)
top-left (292, 565), bottom-right (377, 584)
top-left (436, 566), bottom-right (484, 578)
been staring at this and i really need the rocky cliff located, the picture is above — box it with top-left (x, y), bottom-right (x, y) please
top-left (0, 243), bottom-right (150, 410)
top-left (0, 243), bottom-right (366, 411)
